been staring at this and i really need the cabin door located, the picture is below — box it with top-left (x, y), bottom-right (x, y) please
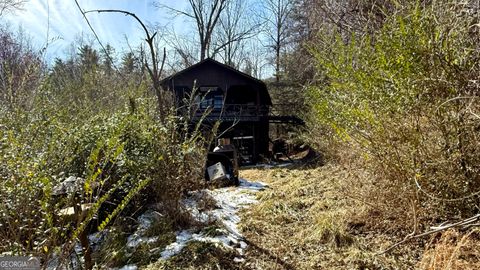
top-left (232, 124), bottom-right (256, 165)
top-left (233, 136), bottom-right (255, 165)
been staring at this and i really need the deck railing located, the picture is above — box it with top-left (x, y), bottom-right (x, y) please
top-left (192, 104), bottom-right (269, 119)
top-left (187, 103), bottom-right (304, 124)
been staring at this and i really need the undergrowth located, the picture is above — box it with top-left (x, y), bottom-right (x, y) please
top-left (239, 165), bottom-right (480, 269)
top-left (239, 166), bottom-right (418, 269)
top-left (418, 228), bottom-right (480, 270)
top-left (148, 241), bottom-right (240, 270)
top-left (308, 0), bottom-right (480, 234)
top-left (0, 26), bottom-right (210, 269)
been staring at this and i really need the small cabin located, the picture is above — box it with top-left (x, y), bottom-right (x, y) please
top-left (161, 58), bottom-right (272, 165)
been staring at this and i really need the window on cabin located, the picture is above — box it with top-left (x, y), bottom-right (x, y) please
top-left (198, 86), bottom-right (223, 110)
top-left (213, 94), bottom-right (223, 109)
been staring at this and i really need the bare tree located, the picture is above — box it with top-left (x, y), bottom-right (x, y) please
top-left (290, 0), bottom-right (401, 42)
top-left (0, 26), bottom-right (42, 110)
top-left (0, 0), bottom-right (26, 16)
top-left (81, 8), bottom-right (167, 117)
top-left (156, 0), bottom-right (228, 61)
top-left (261, 0), bottom-right (293, 82)
top-left (213, 0), bottom-right (259, 67)
top-left (163, 28), bottom-right (199, 71)
top-left (242, 40), bottom-right (269, 79)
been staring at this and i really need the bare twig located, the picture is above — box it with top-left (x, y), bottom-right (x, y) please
top-left (377, 214), bottom-right (480, 255)
top-left (153, 2), bottom-right (195, 19)
top-left (74, 1), bottom-right (120, 75)
top-left (414, 174), bottom-right (480, 202)
top-left (0, 0), bottom-right (26, 16)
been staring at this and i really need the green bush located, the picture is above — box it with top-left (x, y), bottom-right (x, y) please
top-left (0, 91), bottom-right (207, 255)
top-left (308, 1), bottom-right (480, 228)
top-left (0, 32), bottom-right (209, 268)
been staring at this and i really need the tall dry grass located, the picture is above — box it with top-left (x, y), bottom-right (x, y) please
top-left (308, 0), bottom-right (480, 231)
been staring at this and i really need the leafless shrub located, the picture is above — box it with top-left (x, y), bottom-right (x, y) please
top-left (308, 0), bottom-right (480, 233)
top-left (0, 26), bottom-right (43, 110)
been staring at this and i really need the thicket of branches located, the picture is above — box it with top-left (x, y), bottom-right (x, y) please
top-left (0, 0), bottom-right (306, 266)
top-left (304, 0), bottom-right (480, 231)
top-left (4, 0), bottom-right (480, 266)
top-left (0, 24), bottom-right (209, 268)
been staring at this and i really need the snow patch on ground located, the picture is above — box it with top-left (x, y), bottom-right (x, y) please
top-left (117, 265), bottom-right (138, 270)
top-left (160, 178), bottom-right (267, 261)
top-left (126, 210), bottom-right (163, 249)
top-left (52, 178), bottom-right (266, 269)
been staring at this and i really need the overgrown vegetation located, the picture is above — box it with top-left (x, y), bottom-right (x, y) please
top-left (2, 0), bottom-right (480, 268)
top-left (239, 166), bottom-right (417, 269)
top-left (240, 164), bottom-right (480, 269)
top-left (0, 24), bottom-right (209, 268)
top-left (301, 0), bottom-right (480, 265)
top-left (309, 0), bottom-right (480, 228)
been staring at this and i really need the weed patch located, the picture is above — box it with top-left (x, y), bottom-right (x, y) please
top-left (240, 166), bottom-right (420, 269)
top-left (149, 241), bottom-right (240, 270)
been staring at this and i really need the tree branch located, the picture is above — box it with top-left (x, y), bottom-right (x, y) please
top-left (153, 2), bottom-right (195, 19)
top-left (377, 214), bottom-right (480, 255)
top-left (84, 8), bottom-right (168, 118)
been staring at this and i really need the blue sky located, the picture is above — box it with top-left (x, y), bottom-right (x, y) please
top-left (1, 0), bottom-right (274, 78)
top-left (2, 0), bottom-right (187, 62)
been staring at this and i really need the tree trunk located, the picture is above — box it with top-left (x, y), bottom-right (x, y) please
top-left (276, 44), bottom-right (280, 82)
top-left (200, 43), bottom-right (207, 60)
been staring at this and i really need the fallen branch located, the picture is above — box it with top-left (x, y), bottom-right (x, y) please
top-left (377, 213), bottom-right (480, 255)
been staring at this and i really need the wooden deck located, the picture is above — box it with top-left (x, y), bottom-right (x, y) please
top-left (189, 103), bottom-right (304, 125)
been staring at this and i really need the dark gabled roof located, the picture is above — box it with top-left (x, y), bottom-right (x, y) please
top-left (160, 58), bottom-right (267, 87)
top-left (161, 58), bottom-right (271, 105)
